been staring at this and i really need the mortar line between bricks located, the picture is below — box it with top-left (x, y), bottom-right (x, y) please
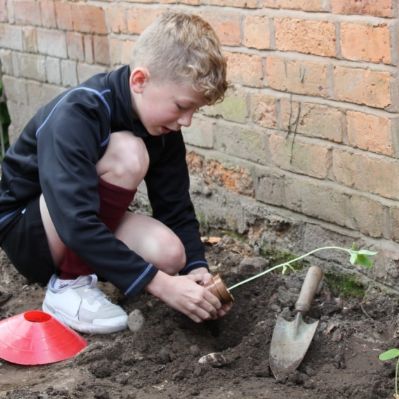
top-left (221, 47), bottom-right (399, 72)
top-left (216, 84), bottom-right (399, 116)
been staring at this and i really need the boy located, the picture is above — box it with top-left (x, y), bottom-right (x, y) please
top-left (0, 12), bottom-right (230, 334)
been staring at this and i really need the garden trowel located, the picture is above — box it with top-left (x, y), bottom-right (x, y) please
top-left (269, 265), bottom-right (323, 379)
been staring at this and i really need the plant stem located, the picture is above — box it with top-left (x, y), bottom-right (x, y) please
top-left (396, 359), bottom-right (399, 398)
top-left (228, 246), bottom-right (351, 291)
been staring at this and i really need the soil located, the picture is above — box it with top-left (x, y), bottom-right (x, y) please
top-left (0, 234), bottom-right (399, 399)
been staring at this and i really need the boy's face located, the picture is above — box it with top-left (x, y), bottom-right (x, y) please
top-left (130, 68), bottom-right (208, 136)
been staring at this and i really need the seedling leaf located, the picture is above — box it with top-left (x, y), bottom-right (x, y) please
top-left (379, 349), bottom-right (399, 361)
top-left (349, 249), bottom-right (377, 268)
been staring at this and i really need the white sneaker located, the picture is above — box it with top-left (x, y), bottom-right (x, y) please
top-left (42, 274), bottom-right (128, 334)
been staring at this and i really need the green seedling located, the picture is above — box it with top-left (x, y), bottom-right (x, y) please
top-left (379, 349), bottom-right (399, 399)
top-left (228, 244), bottom-right (377, 291)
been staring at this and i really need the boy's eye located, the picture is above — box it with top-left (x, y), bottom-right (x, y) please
top-left (176, 103), bottom-right (186, 111)
top-left (176, 103), bottom-right (200, 113)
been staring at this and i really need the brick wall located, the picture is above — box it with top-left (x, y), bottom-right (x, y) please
top-left (1, 0), bottom-right (399, 289)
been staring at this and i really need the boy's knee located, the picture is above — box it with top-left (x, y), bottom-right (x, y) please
top-left (112, 132), bottom-right (149, 182)
top-left (97, 131), bottom-right (149, 189)
top-left (158, 236), bottom-right (186, 275)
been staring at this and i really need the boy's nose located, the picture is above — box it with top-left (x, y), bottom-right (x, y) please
top-left (177, 111), bottom-right (194, 127)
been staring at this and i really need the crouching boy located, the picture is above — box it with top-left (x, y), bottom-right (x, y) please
top-left (0, 12), bottom-right (231, 334)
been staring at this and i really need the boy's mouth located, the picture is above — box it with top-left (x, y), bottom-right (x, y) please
top-left (161, 126), bottom-right (179, 134)
top-left (160, 126), bottom-right (171, 134)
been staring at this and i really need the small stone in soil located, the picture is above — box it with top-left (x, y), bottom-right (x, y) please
top-left (193, 364), bottom-right (207, 377)
top-left (189, 344), bottom-right (200, 356)
top-left (254, 365), bottom-right (270, 377)
top-left (198, 352), bottom-right (229, 367)
top-left (127, 309), bottom-right (145, 332)
top-left (158, 348), bottom-right (171, 364)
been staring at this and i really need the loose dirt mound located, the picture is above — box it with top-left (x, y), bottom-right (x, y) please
top-left (0, 235), bottom-right (398, 399)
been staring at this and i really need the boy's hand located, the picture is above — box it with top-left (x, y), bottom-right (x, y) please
top-left (146, 270), bottom-right (222, 323)
top-left (188, 267), bottom-right (233, 319)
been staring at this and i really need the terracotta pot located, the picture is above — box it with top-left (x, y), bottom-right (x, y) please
top-left (205, 274), bottom-right (234, 304)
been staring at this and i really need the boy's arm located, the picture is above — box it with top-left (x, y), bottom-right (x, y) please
top-left (145, 131), bottom-right (208, 274)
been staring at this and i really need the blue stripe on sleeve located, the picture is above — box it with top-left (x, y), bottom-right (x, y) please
top-left (124, 264), bottom-right (158, 296)
top-left (36, 88), bottom-right (111, 138)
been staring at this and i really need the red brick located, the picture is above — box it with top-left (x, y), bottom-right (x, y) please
top-left (260, 0), bottom-right (328, 12)
top-left (207, 0), bottom-right (257, 8)
top-left (126, 8), bottom-right (162, 34)
top-left (275, 18), bottom-right (336, 57)
top-left (71, 4), bottom-right (107, 34)
top-left (179, 0), bottom-right (200, 4)
top-left (40, 0), bottom-right (56, 28)
top-left (350, 194), bottom-right (387, 238)
top-left (280, 100), bottom-right (344, 143)
top-left (284, 176), bottom-right (354, 230)
top-left (186, 151), bottom-right (204, 175)
top-left (332, 0), bottom-right (395, 18)
top-left (214, 124), bottom-right (268, 164)
top-left (55, 2), bottom-right (73, 30)
top-left (205, 90), bottom-right (247, 123)
top-left (22, 26), bottom-right (38, 52)
top-left (200, 11), bottom-right (241, 46)
top-left (255, 169), bottom-right (286, 208)
top-left (14, 0), bottom-right (41, 25)
top-left (390, 207), bottom-right (399, 242)
top-left (84, 35), bottom-right (94, 64)
top-left (333, 66), bottom-right (392, 109)
top-left (266, 57), bottom-right (328, 97)
top-left (269, 133), bottom-right (331, 179)
top-left (249, 92), bottom-right (277, 128)
top-left (226, 52), bottom-right (264, 87)
top-left (346, 111), bottom-right (394, 156)
top-left (106, 7), bottom-right (127, 34)
top-left (187, 152), bottom-right (254, 196)
top-left (109, 37), bottom-right (136, 66)
top-left (333, 149), bottom-right (399, 200)
top-left (340, 22), bottom-right (392, 64)
top-left (183, 117), bottom-right (214, 149)
top-left (243, 15), bottom-right (271, 50)
top-left (15, 52), bottom-right (46, 81)
top-left (37, 28), bottom-right (66, 58)
top-left (205, 159), bottom-right (254, 196)
top-left (121, 39), bottom-right (136, 65)
top-left (93, 35), bottom-right (110, 65)
top-left (0, 0), bottom-right (7, 21)
top-left (66, 32), bottom-right (84, 61)
top-left (0, 24), bottom-right (23, 50)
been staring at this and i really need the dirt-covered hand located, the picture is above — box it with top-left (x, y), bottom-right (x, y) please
top-left (188, 268), bottom-right (233, 318)
top-left (146, 271), bottom-right (221, 323)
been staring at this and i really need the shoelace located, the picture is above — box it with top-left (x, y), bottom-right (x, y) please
top-left (80, 276), bottom-right (112, 305)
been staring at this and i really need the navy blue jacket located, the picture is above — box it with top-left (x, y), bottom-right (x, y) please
top-left (0, 66), bottom-right (208, 296)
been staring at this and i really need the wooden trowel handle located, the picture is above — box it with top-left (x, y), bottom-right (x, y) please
top-left (295, 266), bottom-right (323, 314)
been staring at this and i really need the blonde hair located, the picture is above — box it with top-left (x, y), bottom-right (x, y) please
top-left (132, 12), bottom-right (228, 105)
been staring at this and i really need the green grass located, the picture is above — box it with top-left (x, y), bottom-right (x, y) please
top-left (325, 272), bottom-right (366, 298)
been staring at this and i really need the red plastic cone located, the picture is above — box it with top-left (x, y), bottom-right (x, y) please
top-left (0, 310), bottom-right (87, 365)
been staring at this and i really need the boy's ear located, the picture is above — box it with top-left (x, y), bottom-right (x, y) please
top-left (129, 68), bottom-right (150, 93)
